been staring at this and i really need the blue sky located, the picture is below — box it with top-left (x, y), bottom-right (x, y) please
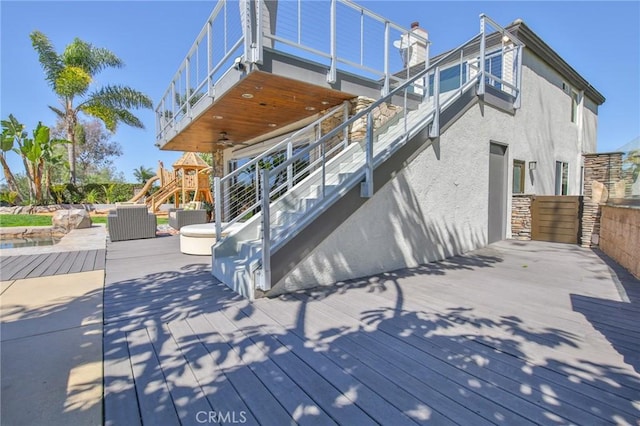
top-left (1, 1), bottom-right (639, 182)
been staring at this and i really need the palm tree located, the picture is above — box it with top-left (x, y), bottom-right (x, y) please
top-left (30, 31), bottom-right (153, 184)
top-left (133, 165), bottom-right (154, 184)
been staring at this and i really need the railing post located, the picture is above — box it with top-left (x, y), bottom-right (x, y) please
top-left (214, 177), bottom-right (222, 240)
top-left (255, 165), bottom-right (260, 206)
top-left (361, 112), bottom-right (374, 198)
top-left (321, 141), bottom-right (326, 198)
top-left (382, 21), bottom-right (390, 96)
top-left (171, 81), bottom-right (176, 122)
top-left (260, 168), bottom-right (271, 291)
top-left (286, 141), bottom-right (293, 190)
top-left (514, 44), bottom-right (523, 109)
top-left (459, 49), bottom-right (464, 96)
top-left (342, 100), bottom-right (350, 148)
top-left (429, 66), bottom-right (440, 138)
top-left (242, 0), bottom-right (253, 63)
top-left (207, 21), bottom-right (213, 97)
top-left (185, 59), bottom-right (191, 117)
top-left (478, 14), bottom-right (486, 96)
top-left (423, 41), bottom-right (430, 101)
top-left (254, 0), bottom-right (263, 64)
top-left (327, 0), bottom-right (337, 84)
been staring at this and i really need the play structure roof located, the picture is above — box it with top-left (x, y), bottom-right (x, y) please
top-left (173, 152), bottom-right (209, 169)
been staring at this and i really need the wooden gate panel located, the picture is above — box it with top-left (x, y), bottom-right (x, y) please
top-left (531, 196), bottom-right (581, 244)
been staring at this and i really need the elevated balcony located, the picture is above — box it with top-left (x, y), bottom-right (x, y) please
top-left (155, 0), bottom-right (429, 153)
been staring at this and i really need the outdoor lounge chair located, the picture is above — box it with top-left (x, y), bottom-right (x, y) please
top-left (107, 204), bottom-right (157, 242)
top-left (168, 207), bottom-right (208, 230)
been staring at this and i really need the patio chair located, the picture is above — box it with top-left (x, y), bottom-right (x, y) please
top-left (168, 201), bottom-right (208, 230)
top-left (107, 204), bottom-right (157, 242)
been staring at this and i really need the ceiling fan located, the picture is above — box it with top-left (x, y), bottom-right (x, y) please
top-left (217, 132), bottom-right (234, 147)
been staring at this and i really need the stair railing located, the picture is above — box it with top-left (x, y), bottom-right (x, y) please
top-left (213, 102), bottom-right (349, 239)
top-left (258, 15), bottom-right (524, 289)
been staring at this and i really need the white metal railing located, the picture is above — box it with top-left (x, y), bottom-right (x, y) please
top-left (155, 0), bottom-right (429, 145)
top-left (155, 0), bottom-right (244, 143)
top-left (213, 103), bottom-right (349, 238)
top-left (257, 14), bottom-right (524, 289)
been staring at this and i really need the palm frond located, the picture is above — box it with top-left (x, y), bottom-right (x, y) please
top-left (91, 47), bottom-right (124, 73)
top-left (30, 31), bottom-right (63, 89)
top-left (63, 38), bottom-right (124, 76)
top-left (80, 85), bottom-right (153, 110)
top-left (80, 104), bottom-right (117, 132)
top-left (80, 104), bottom-right (145, 131)
top-left (113, 109), bottom-right (145, 129)
top-left (48, 105), bottom-right (66, 118)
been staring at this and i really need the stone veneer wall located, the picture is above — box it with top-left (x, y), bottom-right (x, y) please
top-left (511, 195), bottom-right (533, 240)
top-left (581, 153), bottom-right (624, 247)
top-left (599, 205), bottom-right (640, 279)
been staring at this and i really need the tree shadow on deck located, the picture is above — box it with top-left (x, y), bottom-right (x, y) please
top-left (101, 246), bottom-right (640, 425)
top-left (571, 249), bottom-right (640, 373)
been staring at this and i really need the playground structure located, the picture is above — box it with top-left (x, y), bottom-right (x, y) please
top-left (128, 152), bottom-right (214, 212)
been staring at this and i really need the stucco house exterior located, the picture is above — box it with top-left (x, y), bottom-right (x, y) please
top-left (156, 0), bottom-right (604, 299)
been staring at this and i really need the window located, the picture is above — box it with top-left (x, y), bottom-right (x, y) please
top-left (512, 160), bottom-right (525, 193)
top-left (571, 90), bottom-right (580, 123)
top-left (428, 63), bottom-right (468, 96)
top-left (484, 53), bottom-right (503, 90)
top-left (555, 161), bottom-right (569, 195)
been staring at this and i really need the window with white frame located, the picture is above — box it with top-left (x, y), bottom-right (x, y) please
top-left (513, 160), bottom-right (525, 194)
top-left (555, 161), bottom-right (569, 195)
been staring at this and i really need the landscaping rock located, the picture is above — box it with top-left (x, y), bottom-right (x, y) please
top-left (52, 209), bottom-right (92, 233)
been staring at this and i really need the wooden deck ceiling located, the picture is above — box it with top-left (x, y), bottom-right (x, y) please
top-left (161, 71), bottom-right (355, 152)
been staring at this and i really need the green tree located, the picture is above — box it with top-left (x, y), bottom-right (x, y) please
top-left (0, 123), bottom-right (22, 203)
top-left (133, 165), bottom-right (155, 184)
top-left (1, 115), bottom-right (68, 204)
top-left (30, 31), bottom-right (153, 184)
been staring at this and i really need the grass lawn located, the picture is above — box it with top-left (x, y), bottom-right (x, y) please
top-left (0, 214), bottom-right (168, 227)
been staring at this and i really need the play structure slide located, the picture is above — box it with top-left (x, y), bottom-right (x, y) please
top-left (146, 179), bottom-right (180, 209)
top-left (127, 176), bottom-right (159, 203)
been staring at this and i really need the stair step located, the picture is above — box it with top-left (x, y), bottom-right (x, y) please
top-left (309, 184), bottom-right (338, 198)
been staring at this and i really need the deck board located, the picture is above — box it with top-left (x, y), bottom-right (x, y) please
top-left (103, 329), bottom-right (142, 426)
top-left (295, 292), bottom-right (609, 425)
top-left (233, 302), bottom-right (419, 426)
top-left (308, 277), bottom-right (640, 419)
top-left (102, 237), bottom-right (640, 425)
top-left (10, 254), bottom-right (46, 280)
top-left (0, 255), bottom-right (37, 280)
top-left (198, 310), bottom-right (337, 426)
top-left (127, 327), bottom-right (181, 426)
top-left (0, 250), bottom-right (106, 281)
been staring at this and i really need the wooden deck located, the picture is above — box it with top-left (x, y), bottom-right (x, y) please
top-left (103, 237), bottom-right (640, 425)
top-left (0, 249), bottom-right (106, 281)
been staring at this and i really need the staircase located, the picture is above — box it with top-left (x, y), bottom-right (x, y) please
top-left (212, 16), bottom-right (524, 299)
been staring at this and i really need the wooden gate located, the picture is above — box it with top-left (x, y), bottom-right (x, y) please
top-left (531, 196), bottom-right (582, 244)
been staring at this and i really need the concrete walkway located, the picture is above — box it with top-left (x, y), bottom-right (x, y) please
top-left (0, 225), bottom-right (107, 426)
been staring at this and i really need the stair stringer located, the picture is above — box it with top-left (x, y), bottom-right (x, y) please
top-left (267, 88), bottom-right (481, 296)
